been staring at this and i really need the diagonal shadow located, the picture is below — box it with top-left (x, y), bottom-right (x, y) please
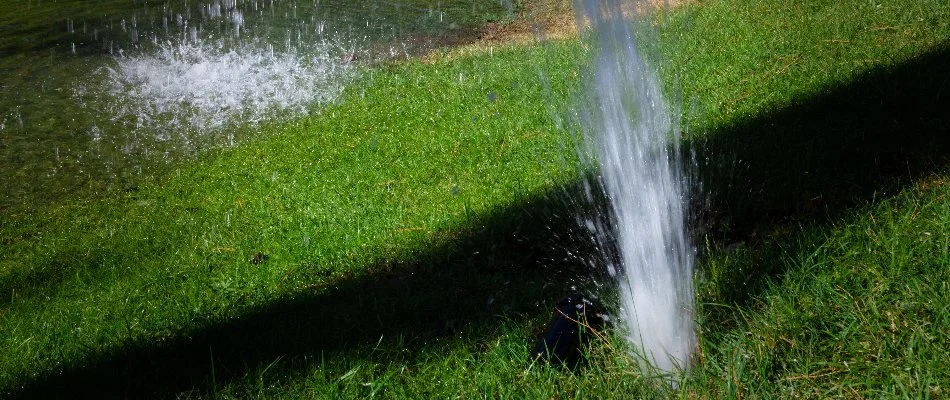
top-left (687, 43), bottom-right (950, 304)
top-left (694, 43), bottom-right (950, 236)
top-left (9, 43), bottom-right (950, 399)
top-left (8, 184), bottom-right (601, 399)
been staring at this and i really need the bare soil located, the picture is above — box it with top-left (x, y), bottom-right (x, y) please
top-left (416, 0), bottom-right (690, 62)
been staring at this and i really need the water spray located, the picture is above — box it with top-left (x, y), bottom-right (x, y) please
top-left (574, 0), bottom-right (697, 379)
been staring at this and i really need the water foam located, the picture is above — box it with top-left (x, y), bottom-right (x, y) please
top-left (575, 0), bottom-right (696, 378)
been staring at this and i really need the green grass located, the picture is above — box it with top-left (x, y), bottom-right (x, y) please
top-left (692, 177), bottom-right (950, 398)
top-left (3, 0), bottom-right (950, 398)
top-left (0, 35), bottom-right (592, 398)
top-left (0, 0), bottom-right (517, 216)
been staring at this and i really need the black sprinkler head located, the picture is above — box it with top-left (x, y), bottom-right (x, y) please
top-left (530, 293), bottom-right (605, 368)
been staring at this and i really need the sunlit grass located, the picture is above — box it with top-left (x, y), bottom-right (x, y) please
top-left (0, 36), bottom-right (589, 397)
top-left (2, 0), bottom-right (949, 398)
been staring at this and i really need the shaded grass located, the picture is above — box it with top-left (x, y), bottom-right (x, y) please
top-left (0, 36), bottom-right (596, 397)
top-left (689, 43), bottom-right (950, 307)
top-left (665, 0), bottom-right (950, 397)
top-left (7, 187), bottom-right (592, 398)
top-left (688, 174), bottom-right (950, 398)
top-left (2, 0), bottom-right (950, 398)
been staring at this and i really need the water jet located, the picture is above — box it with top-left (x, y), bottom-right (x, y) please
top-left (573, 0), bottom-right (697, 379)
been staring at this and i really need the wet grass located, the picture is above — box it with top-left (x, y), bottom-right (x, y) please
top-left (0, 0), bottom-right (515, 217)
top-left (0, 35), bottom-right (592, 398)
top-left (2, 0), bottom-right (950, 398)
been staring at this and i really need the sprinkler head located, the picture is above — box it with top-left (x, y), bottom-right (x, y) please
top-left (530, 293), bottom-right (605, 368)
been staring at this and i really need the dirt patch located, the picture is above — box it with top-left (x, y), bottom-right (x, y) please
top-left (416, 0), bottom-right (690, 62)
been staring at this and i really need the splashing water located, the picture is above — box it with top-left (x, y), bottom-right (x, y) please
top-left (1, 0), bottom-right (515, 213)
top-left (575, 0), bottom-right (696, 377)
top-left (103, 38), bottom-right (352, 134)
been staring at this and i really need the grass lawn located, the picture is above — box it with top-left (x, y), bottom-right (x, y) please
top-left (2, 0), bottom-right (950, 398)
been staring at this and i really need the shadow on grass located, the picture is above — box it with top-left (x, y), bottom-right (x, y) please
top-left (689, 43), bottom-right (950, 305)
top-left (9, 43), bottom-right (950, 399)
top-left (9, 185), bottom-right (602, 399)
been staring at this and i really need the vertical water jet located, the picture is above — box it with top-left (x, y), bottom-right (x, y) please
top-left (574, 0), bottom-right (696, 378)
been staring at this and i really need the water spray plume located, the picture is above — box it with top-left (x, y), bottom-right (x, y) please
top-left (574, 0), bottom-right (696, 380)
top-left (104, 38), bottom-right (352, 134)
